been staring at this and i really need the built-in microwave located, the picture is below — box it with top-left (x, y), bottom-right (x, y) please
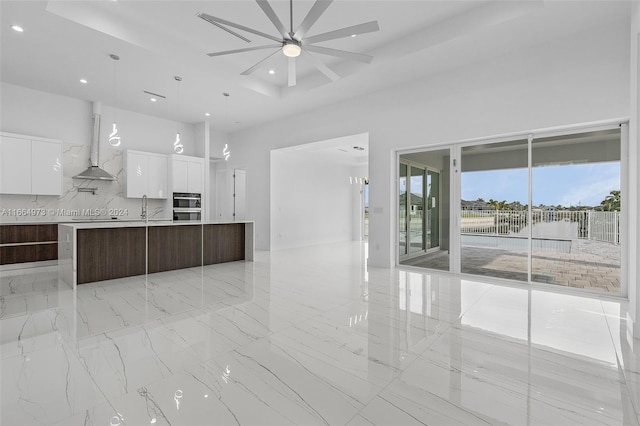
top-left (173, 192), bottom-right (201, 209)
top-left (173, 192), bottom-right (201, 221)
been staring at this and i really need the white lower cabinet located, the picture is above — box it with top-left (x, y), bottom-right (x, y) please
top-left (125, 150), bottom-right (168, 199)
top-left (0, 133), bottom-right (62, 195)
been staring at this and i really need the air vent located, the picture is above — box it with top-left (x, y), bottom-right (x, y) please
top-left (143, 90), bottom-right (166, 99)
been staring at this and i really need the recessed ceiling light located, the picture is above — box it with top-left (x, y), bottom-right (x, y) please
top-left (12, 25), bottom-right (24, 32)
top-left (150, 98), bottom-right (157, 102)
top-left (350, 34), bottom-right (356, 38)
top-left (268, 69), bottom-right (275, 75)
top-left (205, 113), bottom-right (210, 117)
top-left (79, 79), bottom-right (88, 84)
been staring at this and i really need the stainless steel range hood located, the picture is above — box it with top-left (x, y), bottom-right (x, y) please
top-left (74, 102), bottom-right (116, 181)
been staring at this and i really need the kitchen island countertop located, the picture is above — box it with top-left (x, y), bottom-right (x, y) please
top-left (59, 219), bottom-right (253, 229)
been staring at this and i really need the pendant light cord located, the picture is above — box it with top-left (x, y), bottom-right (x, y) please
top-left (108, 54), bottom-right (121, 146)
top-left (113, 57), bottom-right (117, 123)
top-left (290, 0), bottom-right (293, 35)
top-left (176, 78), bottom-right (180, 134)
top-left (174, 76), bottom-right (184, 153)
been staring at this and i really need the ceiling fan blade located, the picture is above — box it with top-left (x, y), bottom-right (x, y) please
top-left (304, 45), bottom-right (373, 63)
top-left (197, 15), bottom-right (251, 43)
top-left (207, 44), bottom-right (280, 57)
top-left (304, 21), bottom-right (379, 44)
top-left (302, 50), bottom-right (339, 82)
top-left (255, 0), bottom-right (289, 40)
top-left (293, 0), bottom-right (333, 41)
top-left (241, 49), bottom-right (281, 75)
top-left (288, 57), bottom-right (296, 87)
top-left (198, 12), bottom-right (282, 43)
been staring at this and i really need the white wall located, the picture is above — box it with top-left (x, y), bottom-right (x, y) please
top-left (1, 82), bottom-right (198, 156)
top-left (0, 82), bottom-right (200, 221)
top-left (226, 21), bottom-right (630, 259)
top-left (270, 149), bottom-right (354, 250)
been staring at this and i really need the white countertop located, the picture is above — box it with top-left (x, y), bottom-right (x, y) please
top-left (0, 217), bottom-right (172, 225)
top-left (59, 220), bottom-right (253, 229)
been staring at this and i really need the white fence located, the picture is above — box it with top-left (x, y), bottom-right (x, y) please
top-left (460, 210), bottom-right (620, 244)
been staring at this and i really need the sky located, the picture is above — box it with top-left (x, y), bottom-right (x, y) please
top-left (461, 162), bottom-right (620, 207)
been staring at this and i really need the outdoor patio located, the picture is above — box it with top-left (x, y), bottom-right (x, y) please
top-left (404, 238), bottom-right (621, 292)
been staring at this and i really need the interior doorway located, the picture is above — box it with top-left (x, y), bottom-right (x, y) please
top-left (270, 132), bottom-right (369, 250)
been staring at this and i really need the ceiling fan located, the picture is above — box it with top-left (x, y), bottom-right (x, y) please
top-left (197, 0), bottom-right (379, 87)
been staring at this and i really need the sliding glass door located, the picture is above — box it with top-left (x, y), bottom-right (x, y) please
top-left (399, 149), bottom-right (450, 271)
top-left (460, 140), bottom-right (529, 281)
top-left (397, 124), bottom-right (624, 294)
top-left (409, 166), bottom-right (426, 255)
top-left (531, 129), bottom-right (621, 292)
top-left (399, 163), bottom-right (408, 257)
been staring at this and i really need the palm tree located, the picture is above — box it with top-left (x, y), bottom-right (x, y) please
top-left (600, 190), bottom-right (621, 211)
top-left (487, 199), bottom-right (500, 210)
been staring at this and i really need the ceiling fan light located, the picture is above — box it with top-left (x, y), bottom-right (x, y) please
top-left (282, 43), bottom-right (301, 58)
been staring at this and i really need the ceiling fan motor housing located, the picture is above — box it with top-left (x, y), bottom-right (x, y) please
top-left (282, 39), bottom-right (302, 57)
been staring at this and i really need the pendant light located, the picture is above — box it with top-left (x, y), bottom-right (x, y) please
top-left (173, 76), bottom-right (184, 154)
top-left (109, 54), bottom-right (121, 147)
top-left (222, 92), bottom-right (231, 161)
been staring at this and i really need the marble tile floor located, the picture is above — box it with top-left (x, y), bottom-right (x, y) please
top-left (1, 241), bottom-right (639, 425)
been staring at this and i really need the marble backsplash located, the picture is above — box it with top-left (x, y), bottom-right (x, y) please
top-left (0, 143), bottom-right (170, 223)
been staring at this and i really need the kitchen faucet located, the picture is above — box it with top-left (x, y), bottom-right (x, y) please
top-left (141, 194), bottom-right (148, 221)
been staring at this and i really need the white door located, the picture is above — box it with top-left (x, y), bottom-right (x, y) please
top-left (215, 169), bottom-right (234, 220)
top-left (31, 140), bottom-right (62, 195)
top-left (0, 135), bottom-right (31, 194)
top-left (234, 169), bottom-right (246, 220)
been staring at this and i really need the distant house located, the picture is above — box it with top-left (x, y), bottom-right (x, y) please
top-left (461, 199), bottom-right (490, 210)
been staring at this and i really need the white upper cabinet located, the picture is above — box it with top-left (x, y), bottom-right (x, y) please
top-left (187, 159), bottom-right (203, 194)
top-left (31, 140), bottom-right (63, 195)
top-left (172, 157), bottom-right (189, 193)
top-left (125, 151), bottom-right (148, 198)
top-left (171, 155), bottom-right (204, 194)
top-left (0, 135), bottom-right (31, 194)
top-left (0, 133), bottom-right (62, 195)
top-left (125, 150), bottom-right (168, 199)
top-left (148, 154), bottom-right (168, 199)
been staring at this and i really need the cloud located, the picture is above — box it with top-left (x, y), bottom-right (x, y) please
top-left (559, 174), bottom-right (619, 207)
